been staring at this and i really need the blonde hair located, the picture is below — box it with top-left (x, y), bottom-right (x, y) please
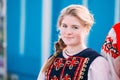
top-left (58, 4), bottom-right (94, 29)
top-left (41, 4), bottom-right (94, 73)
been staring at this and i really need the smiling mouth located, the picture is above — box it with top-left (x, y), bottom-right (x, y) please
top-left (64, 36), bottom-right (73, 38)
top-left (64, 37), bottom-right (71, 38)
top-left (64, 37), bottom-right (74, 40)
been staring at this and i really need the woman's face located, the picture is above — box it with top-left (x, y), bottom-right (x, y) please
top-left (59, 15), bottom-right (88, 47)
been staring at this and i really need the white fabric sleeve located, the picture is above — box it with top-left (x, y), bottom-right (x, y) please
top-left (37, 60), bottom-right (47, 80)
top-left (37, 72), bottom-right (45, 80)
top-left (88, 56), bottom-right (110, 80)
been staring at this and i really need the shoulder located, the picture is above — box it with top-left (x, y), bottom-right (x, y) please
top-left (89, 56), bottom-right (110, 73)
top-left (88, 56), bottom-right (110, 80)
top-left (91, 56), bottom-right (109, 67)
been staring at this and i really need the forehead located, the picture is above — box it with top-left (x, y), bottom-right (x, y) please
top-left (61, 15), bottom-right (83, 26)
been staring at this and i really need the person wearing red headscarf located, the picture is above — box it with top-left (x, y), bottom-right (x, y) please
top-left (101, 22), bottom-right (120, 80)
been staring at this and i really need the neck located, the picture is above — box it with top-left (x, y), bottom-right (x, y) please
top-left (65, 44), bottom-right (87, 54)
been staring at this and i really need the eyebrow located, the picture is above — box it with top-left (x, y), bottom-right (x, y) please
top-left (72, 25), bottom-right (80, 27)
top-left (61, 23), bottom-right (66, 25)
top-left (61, 23), bottom-right (80, 26)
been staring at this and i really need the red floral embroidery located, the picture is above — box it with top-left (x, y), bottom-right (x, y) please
top-left (54, 58), bottom-right (64, 70)
top-left (102, 37), bottom-right (119, 58)
top-left (51, 75), bottom-right (58, 80)
top-left (62, 74), bottom-right (71, 80)
top-left (67, 57), bottom-right (79, 69)
top-left (46, 57), bottom-right (89, 80)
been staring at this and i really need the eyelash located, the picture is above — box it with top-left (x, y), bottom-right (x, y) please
top-left (62, 24), bottom-right (79, 29)
top-left (62, 24), bottom-right (67, 28)
top-left (73, 26), bottom-right (78, 29)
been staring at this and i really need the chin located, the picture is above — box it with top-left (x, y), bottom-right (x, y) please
top-left (64, 43), bottom-right (74, 46)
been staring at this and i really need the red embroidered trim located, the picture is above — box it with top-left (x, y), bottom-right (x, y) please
top-left (64, 50), bottom-right (72, 57)
top-left (46, 57), bottom-right (89, 80)
top-left (76, 58), bottom-right (89, 80)
top-left (65, 52), bottom-right (72, 57)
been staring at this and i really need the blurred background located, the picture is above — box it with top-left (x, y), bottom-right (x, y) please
top-left (0, 0), bottom-right (120, 80)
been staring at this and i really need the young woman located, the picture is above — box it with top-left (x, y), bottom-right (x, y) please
top-left (37, 4), bottom-right (110, 80)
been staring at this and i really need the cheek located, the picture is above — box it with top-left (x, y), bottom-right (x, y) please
top-left (76, 35), bottom-right (81, 40)
top-left (75, 33), bottom-right (83, 40)
top-left (60, 30), bottom-right (65, 35)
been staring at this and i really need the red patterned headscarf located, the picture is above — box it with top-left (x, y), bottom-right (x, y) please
top-left (101, 22), bottom-right (120, 59)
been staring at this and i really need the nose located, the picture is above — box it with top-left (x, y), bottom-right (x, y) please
top-left (65, 28), bottom-right (73, 35)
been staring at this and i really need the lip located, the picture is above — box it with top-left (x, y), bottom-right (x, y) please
top-left (64, 37), bottom-right (74, 40)
top-left (64, 36), bottom-right (73, 38)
